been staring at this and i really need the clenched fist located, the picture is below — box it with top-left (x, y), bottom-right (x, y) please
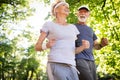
top-left (100, 38), bottom-right (108, 47)
top-left (81, 40), bottom-right (90, 50)
top-left (46, 39), bottom-right (56, 48)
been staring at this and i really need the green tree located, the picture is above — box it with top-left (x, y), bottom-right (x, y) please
top-left (66, 0), bottom-right (120, 79)
top-left (0, 0), bottom-right (120, 80)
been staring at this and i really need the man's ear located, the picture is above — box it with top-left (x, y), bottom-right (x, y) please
top-left (87, 12), bottom-right (90, 17)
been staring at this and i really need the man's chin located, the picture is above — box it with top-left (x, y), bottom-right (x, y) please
top-left (79, 19), bottom-right (86, 22)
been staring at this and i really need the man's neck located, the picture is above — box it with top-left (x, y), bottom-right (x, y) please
top-left (78, 21), bottom-right (87, 25)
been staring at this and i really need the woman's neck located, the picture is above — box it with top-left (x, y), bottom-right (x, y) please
top-left (55, 15), bottom-right (68, 25)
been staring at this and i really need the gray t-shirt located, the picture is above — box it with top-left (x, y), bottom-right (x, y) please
top-left (41, 21), bottom-right (79, 66)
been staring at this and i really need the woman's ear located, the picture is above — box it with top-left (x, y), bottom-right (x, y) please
top-left (54, 8), bottom-right (59, 13)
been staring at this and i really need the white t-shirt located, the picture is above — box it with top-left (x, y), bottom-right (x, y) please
top-left (41, 21), bottom-right (80, 66)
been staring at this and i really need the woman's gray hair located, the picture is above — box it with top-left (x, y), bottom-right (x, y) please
top-left (51, 1), bottom-right (69, 16)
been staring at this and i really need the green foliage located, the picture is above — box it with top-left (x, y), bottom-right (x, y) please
top-left (0, 0), bottom-right (120, 80)
top-left (0, 0), bottom-right (33, 26)
top-left (0, 0), bottom-right (43, 79)
top-left (67, 0), bottom-right (120, 79)
top-left (0, 43), bottom-right (12, 54)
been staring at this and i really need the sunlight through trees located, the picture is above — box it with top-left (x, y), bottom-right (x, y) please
top-left (0, 0), bottom-right (120, 80)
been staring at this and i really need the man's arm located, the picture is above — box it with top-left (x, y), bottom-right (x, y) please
top-left (94, 38), bottom-right (108, 50)
top-left (75, 40), bottom-right (90, 54)
top-left (93, 40), bottom-right (102, 50)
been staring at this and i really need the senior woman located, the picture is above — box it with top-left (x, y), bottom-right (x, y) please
top-left (35, 1), bottom-right (80, 80)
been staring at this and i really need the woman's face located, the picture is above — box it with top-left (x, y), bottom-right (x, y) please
top-left (55, 4), bottom-right (69, 16)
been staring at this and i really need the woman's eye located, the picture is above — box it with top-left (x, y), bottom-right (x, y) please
top-left (62, 4), bottom-right (66, 6)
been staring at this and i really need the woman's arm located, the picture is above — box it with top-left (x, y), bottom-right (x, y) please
top-left (35, 31), bottom-right (47, 51)
top-left (93, 40), bottom-right (102, 50)
top-left (75, 46), bottom-right (84, 54)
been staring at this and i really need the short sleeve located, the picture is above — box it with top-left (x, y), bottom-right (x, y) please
top-left (93, 32), bottom-right (97, 41)
top-left (73, 25), bottom-right (80, 35)
top-left (40, 22), bottom-right (50, 34)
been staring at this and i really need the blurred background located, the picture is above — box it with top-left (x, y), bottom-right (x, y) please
top-left (0, 0), bottom-right (120, 80)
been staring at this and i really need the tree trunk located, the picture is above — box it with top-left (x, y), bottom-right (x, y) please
top-left (29, 69), bottom-right (34, 80)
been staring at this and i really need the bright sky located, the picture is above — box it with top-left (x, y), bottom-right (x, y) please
top-left (26, 1), bottom-right (51, 32)
top-left (8, 1), bottom-right (54, 60)
top-left (7, 1), bottom-right (52, 48)
top-left (21, 1), bottom-right (51, 48)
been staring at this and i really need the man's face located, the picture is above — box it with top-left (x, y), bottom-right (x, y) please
top-left (77, 9), bottom-right (90, 22)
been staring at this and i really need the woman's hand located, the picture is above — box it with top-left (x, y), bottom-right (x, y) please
top-left (46, 39), bottom-right (56, 48)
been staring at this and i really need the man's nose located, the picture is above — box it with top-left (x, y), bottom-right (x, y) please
top-left (81, 11), bottom-right (86, 14)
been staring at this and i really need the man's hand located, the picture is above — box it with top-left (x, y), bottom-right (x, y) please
top-left (81, 40), bottom-right (90, 50)
top-left (46, 39), bottom-right (56, 48)
top-left (100, 38), bottom-right (108, 47)
top-left (75, 40), bottom-right (90, 54)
